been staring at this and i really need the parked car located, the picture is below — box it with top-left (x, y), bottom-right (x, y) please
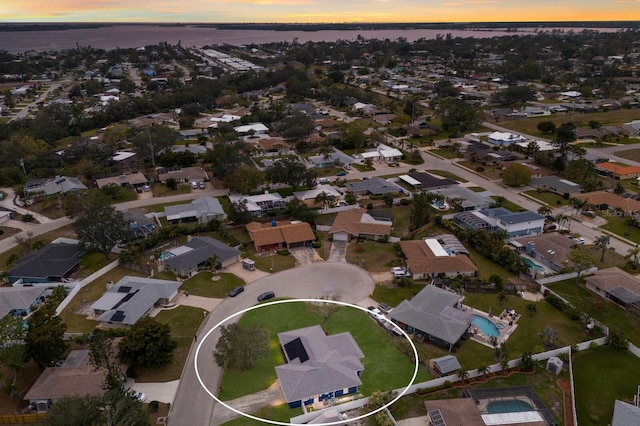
top-left (581, 210), bottom-right (596, 219)
top-left (228, 286), bottom-right (244, 297)
top-left (378, 302), bottom-right (393, 314)
top-left (131, 391), bottom-right (146, 402)
top-left (367, 306), bottom-right (383, 318)
top-left (391, 267), bottom-right (410, 278)
top-left (143, 185), bottom-right (150, 192)
top-left (135, 187), bottom-right (143, 193)
top-left (575, 237), bottom-right (586, 245)
top-left (257, 291), bottom-right (275, 302)
top-left (191, 181), bottom-right (198, 189)
top-left (199, 181), bottom-right (205, 189)
top-left (336, 171), bottom-right (347, 176)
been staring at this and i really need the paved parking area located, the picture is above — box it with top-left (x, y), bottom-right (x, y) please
top-left (327, 240), bottom-right (347, 262)
top-left (290, 246), bottom-right (323, 265)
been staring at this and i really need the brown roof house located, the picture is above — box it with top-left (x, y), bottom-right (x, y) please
top-left (585, 267), bottom-right (640, 316)
top-left (24, 340), bottom-right (124, 412)
top-left (246, 220), bottom-right (315, 252)
top-left (329, 208), bottom-right (392, 242)
top-left (574, 191), bottom-right (640, 214)
top-left (513, 233), bottom-right (575, 273)
top-left (400, 235), bottom-right (477, 279)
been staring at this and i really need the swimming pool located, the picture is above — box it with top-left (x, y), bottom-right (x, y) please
top-left (472, 315), bottom-right (500, 338)
top-left (159, 251), bottom-right (174, 261)
top-left (523, 258), bottom-right (544, 273)
top-left (487, 399), bottom-right (534, 414)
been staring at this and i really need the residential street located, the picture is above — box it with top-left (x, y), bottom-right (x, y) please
top-left (168, 262), bottom-right (375, 425)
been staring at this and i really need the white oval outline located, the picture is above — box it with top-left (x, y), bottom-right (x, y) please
top-left (194, 298), bottom-right (419, 426)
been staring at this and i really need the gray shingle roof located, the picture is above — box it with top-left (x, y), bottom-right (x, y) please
top-left (91, 276), bottom-right (181, 326)
top-left (612, 400), bottom-right (640, 426)
top-left (24, 176), bottom-right (87, 196)
top-left (346, 177), bottom-right (399, 195)
top-left (432, 355), bottom-right (461, 375)
top-left (481, 207), bottom-right (544, 225)
top-left (164, 196), bottom-right (225, 221)
top-left (390, 285), bottom-right (471, 346)
top-left (0, 287), bottom-right (45, 317)
top-left (164, 236), bottom-right (240, 273)
top-left (8, 242), bottom-right (81, 281)
top-left (275, 325), bottom-right (364, 403)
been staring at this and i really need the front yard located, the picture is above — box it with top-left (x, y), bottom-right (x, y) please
top-left (600, 215), bottom-right (640, 246)
top-left (522, 190), bottom-right (570, 207)
top-left (181, 271), bottom-right (245, 298)
top-left (345, 240), bottom-right (400, 272)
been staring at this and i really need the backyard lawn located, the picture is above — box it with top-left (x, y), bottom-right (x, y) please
top-left (136, 306), bottom-right (207, 382)
top-left (600, 215), bottom-right (640, 246)
top-left (548, 279), bottom-right (640, 346)
top-left (345, 241), bottom-right (400, 272)
top-left (466, 247), bottom-right (515, 282)
top-left (181, 271), bottom-right (246, 298)
top-left (60, 266), bottom-right (147, 333)
top-left (218, 302), bottom-right (431, 402)
top-left (426, 169), bottom-right (467, 183)
top-left (573, 346), bottom-right (640, 426)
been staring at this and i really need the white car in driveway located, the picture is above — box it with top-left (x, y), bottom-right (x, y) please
top-left (391, 267), bottom-right (411, 278)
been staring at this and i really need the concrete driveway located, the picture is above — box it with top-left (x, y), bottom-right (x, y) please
top-left (169, 262), bottom-right (374, 426)
top-left (224, 262), bottom-right (270, 284)
top-left (290, 246), bottom-right (323, 265)
top-left (129, 380), bottom-right (180, 404)
top-left (327, 240), bottom-right (348, 262)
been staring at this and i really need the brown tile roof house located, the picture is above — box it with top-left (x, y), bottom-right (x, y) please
top-left (329, 208), bottom-right (392, 241)
top-left (156, 166), bottom-right (209, 184)
top-left (514, 233), bottom-right (575, 272)
top-left (96, 172), bottom-right (149, 189)
top-left (574, 191), bottom-right (640, 213)
top-left (595, 162), bottom-right (640, 179)
top-left (400, 238), bottom-right (477, 279)
top-left (584, 267), bottom-right (640, 315)
top-left (246, 221), bottom-right (316, 252)
top-left (24, 340), bottom-right (123, 411)
top-left (257, 138), bottom-right (291, 152)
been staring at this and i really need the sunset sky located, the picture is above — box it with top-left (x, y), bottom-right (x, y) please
top-left (2, 0), bottom-right (640, 23)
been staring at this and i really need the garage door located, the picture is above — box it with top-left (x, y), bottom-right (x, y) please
top-left (333, 232), bottom-right (349, 242)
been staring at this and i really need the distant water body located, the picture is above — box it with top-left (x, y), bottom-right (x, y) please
top-left (0, 25), bottom-right (624, 53)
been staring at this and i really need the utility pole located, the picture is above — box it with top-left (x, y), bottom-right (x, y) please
top-left (147, 126), bottom-right (156, 168)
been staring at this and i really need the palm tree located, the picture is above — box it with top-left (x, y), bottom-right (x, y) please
top-left (626, 245), bottom-right (640, 269)
top-left (493, 196), bottom-right (506, 208)
top-left (458, 367), bottom-right (470, 383)
top-left (477, 365), bottom-right (490, 379)
top-left (206, 254), bottom-right (221, 275)
top-left (555, 213), bottom-right (570, 231)
top-left (537, 206), bottom-right (552, 217)
top-left (594, 234), bottom-right (611, 262)
top-left (313, 191), bottom-right (330, 210)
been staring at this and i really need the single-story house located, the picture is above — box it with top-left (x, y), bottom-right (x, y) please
top-left (91, 276), bottom-right (182, 327)
top-left (454, 207), bottom-right (545, 238)
top-left (24, 342), bottom-right (124, 412)
top-left (573, 191), bottom-right (640, 214)
top-left (156, 166), bottom-right (209, 185)
top-left (430, 354), bottom-right (462, 377)
top-left (428, 186), bottom-right (494, 211)
top-left (275, 325), bottom-right (364, 408)
top-left (256, 138), bottom-right (292, 153)
top-left (345, 177), bottom-right (401, 196)
top-left (164, 196), bottom-right (227, 224)
top-left (400, 236), bottom-right (477, 279)
top-left (293, 185), bottom-right (343, 207)
top-left (530, 176), bottom-right (582, 196)
top-left (8, 241), bottom-right (82, 284)
top-left (487, 131), bottom-right (527, 146)
top-left (513, 233), bottom-right (575, 272)
top-left (178, 129), bottom-right (208, 140)
top-left (390, 285), bottom-right (471, 351)
top-left (0, 287), bottom-right (47, 317)
top-left (329, 208), bottom-right (392, 242)
top-left (246, 220), bottom-right (316, 252)
top-left (163, 236), bottom-right (241, 276)
top-left (229, 193), bottom-right (286, 216)
top-left (95, 172), bottom-right (149, 189)
top-left (122, 210), bottom-right (155, 239)
top-left (595, 162), bottom-right (640, 179)
top-left (358, 143), bottom-right (403, 163)
top-left (575, 127), bottom-right (604, 140)
top-left (234, 122), bottom-right (269, 135)
top-left (584, 267), bottom-right (640, 316)
top-left (400, 172), bottom-right (457, 191)
top-left (0, 210), bottom-right (12, 225)
top-left (24, 176), bottom-right (87, 198)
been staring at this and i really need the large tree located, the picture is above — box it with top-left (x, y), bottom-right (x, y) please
top-left (130, 124), bottom-right (178, 168)
top-left (409, 193), bottom-right (435, 231)
top-left (213, 323), bottom-right (270, 370)
top-left (206, 141), bottom-right (251, 179)
top-left (74, 203), bottom-right (129, 258)
top-left (118, 317), bottom-right (177, 368)
top-left (552, 123), bottom-right (577, 170)
top-left (224, 166), bottom-right (265, 194)
top-left (24, 307), bottom-right (67, 369)
top-left (0, 315), bottom-right (27, 392)
top-left (266, 157), bottom-right (316, 190)
top-left (502, 163), bottom-right (532, 187)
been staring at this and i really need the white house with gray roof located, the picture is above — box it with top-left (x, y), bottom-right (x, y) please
top-left (24, 176), bottom-right (87, 198)
top-left (390, 285), bottom-right (471, 351)
top-left (164, 196), bottom-right (226, 224)
top-left (91, 276), bottom-right (181, 328)
top-left (163, 236), bottom-right (241, 277)
top-left (275, 325), bottom-right (364, 408)
top-left (0, 287), bottom-right (47, 318)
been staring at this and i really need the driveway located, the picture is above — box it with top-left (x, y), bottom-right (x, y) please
top-left (168, 262), bottom-right (374, 425)
top-left (129, 380), bottom-right (180, 404)
top-left (290, 246), bottom-right (323, 265)
top-left (224, 262), bottom-right (270, 284)
top-left (327, 240), bottom-right (348, 262)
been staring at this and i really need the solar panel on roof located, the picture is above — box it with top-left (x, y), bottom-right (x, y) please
top-left (117, 286), bottom-right (132, 293)
top-left (283, 337), bottom-right (309, 363)
top-left (428, 409), bottom-right (447, 426)
top-left (110, 311), bottom-right (126, 322)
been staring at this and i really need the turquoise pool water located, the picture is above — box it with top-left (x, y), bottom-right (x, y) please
top-left (159, 251), bottom-right (174, 261)
top-left (487, 400), bottom-right (534, 414)
top-left (472, 315), bottom-right (500, 338)
top-left (523, 258), bottom-right (544, 272)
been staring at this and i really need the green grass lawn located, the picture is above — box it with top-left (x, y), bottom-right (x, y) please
top-left (221, 404), bottom-right (303, 425)
top-left (468, 186), bottom-right (487, 192)
top-left (315, 212), bottom-right (338, 226)
top-left (426, 169), bottom-right (468, 183)
top-left (352, 163), bottom-right (375, 172)
top-left (491, 196), bottom-right (528, 212)
top-left (78, 253), bottom-right (113, 277)
top-left (601, 215), bottom-right (640, 246)
top-left (573, 346), bottom-right (640, 426)
top-left (181, 271), bottom-right (246, 298)
top-left (391, 205), bottom-right (412, 237)
top-left (459, 161), bottom-right (503, 180)
top-left (430, 149), bottom-right (460, 159)
top-left (60, 266), bottom-right (147, 333)
top-left (373, 281), bottom-right (427, 307)
top-left (244, 246), bottom-right (296, 273)
top-left (136, 306), bottom-right (207, 382)
top-left (548, 278), bottom-right (640, 346)
top-left (345, 241), bottom-right (401, 272)
top-left (466, 246), bottom-right (515, 282)
top-left (153, 184), bottom-right (192, 197)
top-left (522, 190), bottom-right (570, 207)
top-left (219, 302), bottom-right (430, 401)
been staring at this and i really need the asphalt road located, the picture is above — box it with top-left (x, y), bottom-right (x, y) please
top-left (168, 262), bottom-right (375, 426)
